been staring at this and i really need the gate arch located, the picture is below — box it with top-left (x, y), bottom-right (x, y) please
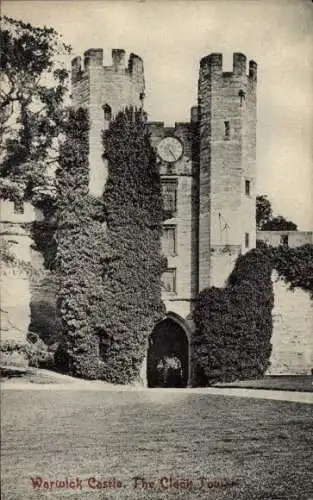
top-left (147, 313), bottom-right (190, 388)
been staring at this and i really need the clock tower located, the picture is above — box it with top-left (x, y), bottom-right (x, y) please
top-left (148, 52), bottom-right (257, 317)
top-left (148, 118), bottom-right (199, 321)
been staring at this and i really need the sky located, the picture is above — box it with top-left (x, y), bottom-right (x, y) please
top-left (3, 0), bottom-right (313, 230)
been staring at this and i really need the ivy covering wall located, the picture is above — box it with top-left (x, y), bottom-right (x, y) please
top-left (54, 108), bottom-right (109, 378)
top-left (54, 107), bottom-right (165, 383)
top-left (271, 244), bottom-right (313, 299)
top-left (192, 249), bottom-right (274, 385)
top-left (98, 108), bottom-right (165, 383)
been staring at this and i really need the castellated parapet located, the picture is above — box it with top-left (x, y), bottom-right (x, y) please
top-left (198, 52), bottom-right (257, 289)
top-left (71, 48), bottom-right (145, 196)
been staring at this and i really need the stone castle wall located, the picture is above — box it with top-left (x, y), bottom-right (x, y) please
top-left (1, 47), bottom-right (311, 378)
top-left (0, 201), bottom-right (41, 342)
top-left (198, 53), bottom-right (257, 289)
top-left (257, 230), bottom-right (313, 248)
top-left (268, 272), bottom-right (313, 375)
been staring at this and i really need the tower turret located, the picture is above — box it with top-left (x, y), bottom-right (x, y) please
top-left (71, 48), bottom-right (145, 197)
top-left (198, 52), bottom-right (257, 289)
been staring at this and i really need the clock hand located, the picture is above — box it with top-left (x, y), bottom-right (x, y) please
top-left (169, 149), bottom-right (177, 160)
top-left (164, 146), bottom-right (175, 160)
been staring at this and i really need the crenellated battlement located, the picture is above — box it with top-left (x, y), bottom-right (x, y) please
top-left (200, 52), bottom-right (257, 82)
top-left (71, 48), bottom-right (145, 197)
top-left (71, 48), bottom-right (144, 84)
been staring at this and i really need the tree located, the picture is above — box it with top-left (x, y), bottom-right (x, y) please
top-left (256, 195), bottom-right (297, 231)
top-left (256, 195), bottom-right (272, 230)
top-left (261, 216), bottom-right (297, 231)
top-left (0, 16), bottom-right (71, 206)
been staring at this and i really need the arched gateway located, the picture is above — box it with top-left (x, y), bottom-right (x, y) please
top-left (147, 313), bottom-right (190, 388)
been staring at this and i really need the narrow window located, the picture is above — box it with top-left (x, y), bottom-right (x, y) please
top-left (161, 268), bottom-right (176, 293)
top-left (162, 226), bottom-right (176, 256)
top-left (245, 232), bottom-right (249, 249)
top-left (245, 179), bottom-right (251, 196)
top-left (280, 234), bottom-right (288, 247)
top-left (162, 179), bottom-right (177, 215)
top-left (102, 104), bottom-right (112, 121)
top-left (239, 89), bottom-right (246, 106)
top-left (224, 121), bottom-right (230, 140)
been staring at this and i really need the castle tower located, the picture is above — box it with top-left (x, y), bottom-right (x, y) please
top-left (71, 48), bottom-right (145, 196)
top-left (198, 52), bottom-right (257, 289)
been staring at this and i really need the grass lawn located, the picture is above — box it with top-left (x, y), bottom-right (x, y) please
top-left (215, 375), bottom-right (313, 393)
top-left (1, 390), bottom-right (313, 499)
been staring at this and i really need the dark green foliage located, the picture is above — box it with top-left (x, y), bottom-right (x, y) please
top-left (0, 16), bottom-right (70, 204)
top-left (29, 272), bottom-right (59, 346)
top-left (30, 218), bottom-right (57, 271)
top-left (98, 108), bottom-right (165, 383)
top-left (256, 195), bottom-right (297, 230)
top-left (256, 195), bottom-right (272, 230)
top-left (0, 338), bottom-right (53, 369)
top-left (54, 108), bottom-right (108, 379)
top-left (271, 244), bottom-right (313, 298)
top-left (54, 107), bottom-right (165, 382)
top-left (261, 216), bottom-right (297, 231)
top-left (29, 299), bottom-right (59, 345)
top-left (192, 249), bottom-right (274, 385)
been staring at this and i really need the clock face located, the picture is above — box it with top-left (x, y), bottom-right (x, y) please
top-left (157, 136), bottom-right (183, 163)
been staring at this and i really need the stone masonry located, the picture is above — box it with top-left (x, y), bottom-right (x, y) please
top-left (1, 48), bottom-right (311, 377)
top-left (69, 48), bottom-right (312, 376)
top-left (198, 53), bottom-right (257, 289)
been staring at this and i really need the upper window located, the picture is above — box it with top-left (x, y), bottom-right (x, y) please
top-left (224, 121), bottom-right (230, 140)
top-left (239, 89), bottom-right (246, 106)
top-left (162, 180), bottom-right (177, 215)
top-left (162, 226), bottom-right (176, 256)
top-left (103, 104), bottom-right (112, 121)
top-left (245, 179), bottom-right (251, 196)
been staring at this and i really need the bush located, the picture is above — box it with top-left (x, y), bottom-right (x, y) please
top-left (26, 332), bottom-right (55, 368)
top-left (192, 249), bottom-right (274, 385)
top-left (0, 337), bottom-right (53, 369)
top-left (0, 341), bottom-right (29, 369)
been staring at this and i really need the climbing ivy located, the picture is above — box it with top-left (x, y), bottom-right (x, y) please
top-left (54, 107), bottom-right (165, 382)
top-left (98, 108), bottom-right (166, 383)
top-left (271, 244), bottom-right (313, 299)
top-left (53, 107), bottom-right (109, 378)
top-left (192, 249), bottom-right (274, 385)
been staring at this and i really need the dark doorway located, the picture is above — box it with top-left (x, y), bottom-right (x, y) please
top-left (147, 317), bottom-right (189, 388)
